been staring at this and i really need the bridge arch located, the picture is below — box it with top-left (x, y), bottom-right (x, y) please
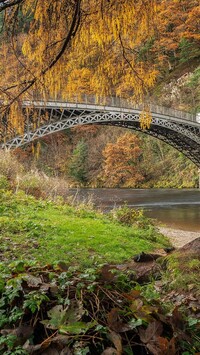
top-left (1, 99), bottom-right (200, 167)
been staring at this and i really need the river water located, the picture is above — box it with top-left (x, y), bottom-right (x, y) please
top-left (69, 188), bottom-right (200, 232)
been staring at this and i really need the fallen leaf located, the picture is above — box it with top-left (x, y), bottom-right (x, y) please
top-left (107, 309), bottom-right (130, 332)
top-left (23, 274), bottom-right (42, 288)
top-left (101, 348), bottom-right (118, 355)
top-left (109, 331), bottom-right (122, 355)
top-left (123, 289), bottom-right (141, 300)
top-left (139, 321), bottom-right (163, 344)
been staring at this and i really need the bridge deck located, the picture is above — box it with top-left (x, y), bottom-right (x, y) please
top-left (22, 96), bottom-right (196, 123)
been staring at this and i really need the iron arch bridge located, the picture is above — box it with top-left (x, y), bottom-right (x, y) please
top-left (1, 96), bottom-right (200, 167)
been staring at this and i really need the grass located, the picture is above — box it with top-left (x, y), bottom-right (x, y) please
top-left (0, 189), bottom-right (170, 268)
top-left (0, 189), bottom-right (199, 355)
top-left (162, 251), bottom-right (200, 292)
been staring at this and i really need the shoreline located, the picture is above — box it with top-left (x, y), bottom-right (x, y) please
top-left (158, 226), bottom-right (200, 248)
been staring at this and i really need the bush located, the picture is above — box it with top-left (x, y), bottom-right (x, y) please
top-left (0, 150), bottom-right (24, 184)
top-left (110, 205), bottom-right (145, 226)
top-left (0, 175), bottom-right (9, 189)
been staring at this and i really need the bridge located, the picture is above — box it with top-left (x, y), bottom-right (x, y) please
top-left (0, 96), bottom-right (200, 167)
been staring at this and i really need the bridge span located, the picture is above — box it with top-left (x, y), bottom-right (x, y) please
top-left (0, 96), bottom-right (200, 167)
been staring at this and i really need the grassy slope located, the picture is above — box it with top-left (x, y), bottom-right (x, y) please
top-left (0, 190), bottom-right (199, 354)
top-left (0, 190), bottom-right (170, 268)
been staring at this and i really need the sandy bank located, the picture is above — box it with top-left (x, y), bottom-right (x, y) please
top-left (158, 227), bottom-right (200, 248)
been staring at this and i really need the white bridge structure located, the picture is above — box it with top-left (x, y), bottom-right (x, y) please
top-left (1, 96), bottom-right (200, 167)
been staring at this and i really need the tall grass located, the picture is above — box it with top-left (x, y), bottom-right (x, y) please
top-left (0, 150), bottom-right (70, 200)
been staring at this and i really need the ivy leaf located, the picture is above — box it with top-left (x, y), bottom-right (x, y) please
top-left (59, 321), bottom-right (96, 335)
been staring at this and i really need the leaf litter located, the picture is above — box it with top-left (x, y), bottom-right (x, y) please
top-left (0, 258), bottom-right (199, 355)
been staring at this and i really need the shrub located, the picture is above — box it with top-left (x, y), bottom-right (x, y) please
top-left (110, 205), bottom-right (145, 226)
top-left (0, 150), bottom-right (24, 184)
top-left (0, 175), bottom-right (9, 189)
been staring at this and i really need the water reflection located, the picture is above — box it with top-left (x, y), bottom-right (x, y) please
top-left (68, 188), bottom-right (200, 231)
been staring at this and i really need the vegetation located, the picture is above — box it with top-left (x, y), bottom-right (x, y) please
top-left (0, 189), bottom-right (170, 267)
top-left (68, 140), bottom-right (88, 185)
top-left (0, 186), bottom-right (199, 353)
top-left (13, 128), bottom-right (199, 188)
top-left (0, 1), bottom-right (199, 353)
top-left (0, 0), bottom-right (199, 135)
top-left (102, 133), bottom-right (144, 188)
top-left (0, 255), bottom-right (199, 355)
top-left (0, 151), bottom-right (200, 354)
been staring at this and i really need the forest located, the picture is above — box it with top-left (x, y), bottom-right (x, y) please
top-left (0, 0), bottom-right (199, 187)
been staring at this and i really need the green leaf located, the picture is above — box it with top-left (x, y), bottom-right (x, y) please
top-left (128, 318), bottom-right (143, 329)
top-left (0, 277), bottom-right (5, 292)
top-left (188, 318), bottom-right (199, 327)
top-left (9, 261), bottom-right (25, 273)
top-left (59, 321), bottom-right (96, 335)
top-left (46, 305), bottom-right (67, 328)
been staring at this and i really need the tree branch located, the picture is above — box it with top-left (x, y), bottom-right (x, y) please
top-left (118, 32), bottom-right (144, 86)
top-left (2, 0), bottom-right (82, 107)
top-left (0, 0), bottom-right (24, 12)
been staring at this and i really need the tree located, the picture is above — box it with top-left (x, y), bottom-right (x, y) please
top-left (68, 139), bottom-right (88, 184)
top-left (102, 132), bottom-right (144, 187)
top-left (0, 0), bottom-right (199, 138)
top-left (155, 0), bottom-right (200, 69)
top-left (0, 1), bottom-right (159, 100)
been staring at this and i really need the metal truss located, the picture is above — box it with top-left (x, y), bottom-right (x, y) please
top-left (1, 102), bottom-right (200, 167)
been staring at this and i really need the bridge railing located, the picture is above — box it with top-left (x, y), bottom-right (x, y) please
top-left (31, 93), bottom-right (195, 122)
top-left (1, 93), bottom-right (196, 123)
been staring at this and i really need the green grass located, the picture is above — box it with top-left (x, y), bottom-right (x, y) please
top-left (0, 190), bottom-right (170, 268)
top-left (161, 251), bottom-right (200, 292)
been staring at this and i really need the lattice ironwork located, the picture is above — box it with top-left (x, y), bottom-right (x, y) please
top-left (0, 99), bottom-right (200, 167)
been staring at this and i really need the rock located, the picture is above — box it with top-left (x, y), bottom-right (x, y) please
top-left (133, 252), bottom-right (162, 262)
top-left (164, 247), bottom-right (176, 254)
top-left (179, 237), bottom-right (200, 254)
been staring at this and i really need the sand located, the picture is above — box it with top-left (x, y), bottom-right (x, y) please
top-left (158, 227), bottom-right (200, 248)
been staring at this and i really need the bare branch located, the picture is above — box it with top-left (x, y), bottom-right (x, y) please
top-left (118, 33), bottom-right (144, 86)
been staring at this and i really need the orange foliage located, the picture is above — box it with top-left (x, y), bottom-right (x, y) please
top-left (0, 0), bottom-right (199, 137)
top-left (102, 132), bottom-right (144, 187)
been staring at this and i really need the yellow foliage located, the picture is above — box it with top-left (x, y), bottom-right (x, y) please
top-left (139, 109), bottom-right (152, 130)
top-left (0, 0), bottom-right (199, 136)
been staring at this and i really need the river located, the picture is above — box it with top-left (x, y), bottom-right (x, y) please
top-left (68, 188), bottom-right (200, 232)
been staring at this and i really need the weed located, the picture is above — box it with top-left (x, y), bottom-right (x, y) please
top-left (23, 291), bottom-right (50, 313)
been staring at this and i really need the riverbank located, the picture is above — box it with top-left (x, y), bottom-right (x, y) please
top-left (0, 190), bottom-right (200, 354)
top-left (159, 226), bottom-right (200, 248)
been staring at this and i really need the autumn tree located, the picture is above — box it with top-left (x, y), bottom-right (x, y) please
top-left (0, 0), bottom-right (199, 140)
top-left (0, 1), bottom-right (160, 100)
top-left (155, 0), bottom-right (200, 70)
top-left (102, 132), bottom-right (144, 187)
